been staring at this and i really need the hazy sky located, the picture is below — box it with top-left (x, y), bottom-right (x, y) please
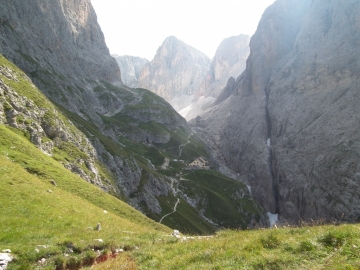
top-left (90, 0), bottom-right (275, 60)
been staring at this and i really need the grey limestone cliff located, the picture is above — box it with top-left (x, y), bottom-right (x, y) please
top-left (192, 0), bottom-right (360, 223)
top-left (113, 55), bottom-right (149, 87)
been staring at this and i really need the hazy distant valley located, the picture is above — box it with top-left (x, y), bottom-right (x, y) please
top-left (115, 34), bottom-right (250, 121)
top-left (1, 0), bottom-right (360, 269)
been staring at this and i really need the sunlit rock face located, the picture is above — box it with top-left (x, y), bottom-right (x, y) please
top-left (182, 34), bottom-right (250, 121)
top-left (113, 55), bottom-right (149, 87)
top-left (191, 0), bottom-right (360, 223)
top-left (137, 36), bottom-right (211, 102)
top-left (203, 34), bottom-right (250, 98)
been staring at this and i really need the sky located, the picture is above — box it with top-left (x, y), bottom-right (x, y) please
top-left (90, 0), bottom-right (275, 60)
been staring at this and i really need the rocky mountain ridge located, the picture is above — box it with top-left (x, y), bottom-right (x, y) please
top-left (192, 0), bottom-right (360, 223)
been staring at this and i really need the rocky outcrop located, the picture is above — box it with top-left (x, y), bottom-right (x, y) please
top-left (0, 251), bottom-right (12, 270)
top-left (192, 0), bottom-right (360, 223)
top-left (0, 56), bottom-right (112, 191)
top-left (113, 55), bottom-right (148, 87)
top-left (137, 36), bottom-right (211, 102)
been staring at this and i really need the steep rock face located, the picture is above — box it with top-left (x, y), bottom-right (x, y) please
top-left (204, 34), bottom-right (250, 98)
top-left (0, 0), bottom-right (121, 116)
top-left (267, 0), bottom-right (360, 221)
top-left (113, 55), bottom-right (149, 87)
top-left (194, 0), bottom-right (360, 223)
top-left (219, 0), bottom-right (313, 215)
top-left (137, 36), bottom-right (211, 102)
top-left (193, 0), bottom-right (312, 215)
top-left (183, 35), bottom-right (250, 120)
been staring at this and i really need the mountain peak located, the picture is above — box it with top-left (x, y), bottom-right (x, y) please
top-left (163, 35), bottom-right (180, 43)
top-left (137, 37), bottom-right (211, 101)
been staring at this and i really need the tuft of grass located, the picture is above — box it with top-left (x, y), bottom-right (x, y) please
top-left (318, 231), bottom-right (348, 248)
top-left (260, 232), bottom-right (281, 249)
top-left (298, 240), bottom-right (316, 252)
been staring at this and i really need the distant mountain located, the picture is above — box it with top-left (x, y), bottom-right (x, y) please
top-left (182, 34), bottom-right (250, 121)
top-left (137, 36), bottom-right (211, 102)
top-left (137, 35), bottom-right (250, 121)
top-left (191, 0), bottom-right (360, 223)
top-left (205, 34), bottom-right (250, 98)
top-left (112, 55), bottom-right (148, 87)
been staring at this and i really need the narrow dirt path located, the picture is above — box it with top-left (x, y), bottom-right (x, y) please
top-left (178, 133), bottom-right (192, 157)
top-left (159, 198), bottom-right (180, 223)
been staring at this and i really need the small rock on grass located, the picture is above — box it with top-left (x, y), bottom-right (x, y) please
top-left (50, 180), bottom-right (57, 186)
top-left (172, 230), bottom-right (181, 238)
top-left (0, 252), bottom-right (13, 270)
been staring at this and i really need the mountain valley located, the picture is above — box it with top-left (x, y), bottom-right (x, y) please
top-left (1, 0), bottom-right (360, 269)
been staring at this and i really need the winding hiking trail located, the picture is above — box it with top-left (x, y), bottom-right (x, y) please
top-left (159, 198), bottom-right (180, 223)
top-left (178, 133), bottom-right (192, 157)
top-left (159, 133), bottom-right (193, 223)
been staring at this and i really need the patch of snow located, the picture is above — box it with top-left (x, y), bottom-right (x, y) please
top-left (178, 103), bottom-right (193, 117)
top-left (267, 138), bottom-right (271, 148)
top-left (247, 185), bottom-right (252, 194)
top-left (267, 212), bottom-right (278, 228)
top-left (169, 94), bottom-right (195, 112)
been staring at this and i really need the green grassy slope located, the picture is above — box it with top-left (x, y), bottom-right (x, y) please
top-left (0, 124), bottom-right (170, 269)
top-left (56, 81), bottom-right (266, 234)
top-left (180, 170), bottom-right (264, 229)
top-left (142, 170), bottom-right (266, 235)
top-left (89, 224), bottom-right (360, 270)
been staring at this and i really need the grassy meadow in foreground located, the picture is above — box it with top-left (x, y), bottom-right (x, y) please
top-left (1, 122), bottom-right (360, 269)
top-left (0, 124), bottom-right (170, 269)
top-left (88, 224), bottom-right (360, 270)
